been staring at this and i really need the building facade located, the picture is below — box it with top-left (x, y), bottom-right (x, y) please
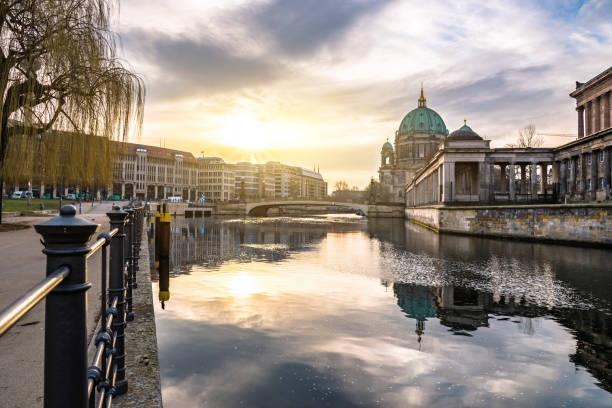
top-left (296, 168), bottom-right (327, 199)
top-left (198, 157), bottom-right (236, 202)
top-left (112, 142), bottom-right (199, 201)
top-left (234, 162), bottom-right (260, 199)
top-left (378, 88), bottom-right (448, 202)
top-left (405, 66), bottom-right (612, 206)
top-left (111, 144), bottom-right (328, 201)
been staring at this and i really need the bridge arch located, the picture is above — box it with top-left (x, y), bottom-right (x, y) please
top-left (245, 201), bottom-right (369, 216)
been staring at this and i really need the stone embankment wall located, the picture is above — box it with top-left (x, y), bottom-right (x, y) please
top-left (405, 204), bottom-right (612, 246)
top-left (164, 202), bottom-right (187, 216)
top-left (368, 204), bottom-right (405, 218)
top-left (215, 203), bottom-right (245, 216)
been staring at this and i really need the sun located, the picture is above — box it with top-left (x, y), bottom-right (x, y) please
top-left (216, 111), bottom-right (287, 151)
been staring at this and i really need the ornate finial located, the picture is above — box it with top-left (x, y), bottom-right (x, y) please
top-left (60, 205), bottom-right (77, 216)
top-left (418, 83), bottom-right (426, 107)
top-left (464, 118), bottom-right (467, 126)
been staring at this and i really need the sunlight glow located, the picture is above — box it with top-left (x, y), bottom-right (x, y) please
top-left (216, 111), bottom-right (288, 151)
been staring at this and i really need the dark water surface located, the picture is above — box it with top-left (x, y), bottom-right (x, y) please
top-left (150, 215), bottom-right (612, 407)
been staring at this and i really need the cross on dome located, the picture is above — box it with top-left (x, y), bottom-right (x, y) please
top-left (418, 83), bottom-right (426, 108)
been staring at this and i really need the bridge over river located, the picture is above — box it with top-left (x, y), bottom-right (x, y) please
top-left (245, 200), bottom-right (369, 216)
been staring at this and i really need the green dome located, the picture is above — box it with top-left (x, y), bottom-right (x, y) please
top-left (382, 141), bottom-right (393, 150)
top-left (448, 121), bottom-right (482, 141)
top-left (397, 89), bottom-right (448, 136)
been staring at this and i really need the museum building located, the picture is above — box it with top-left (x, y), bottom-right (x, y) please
top-left (403, 66), bottom-right (612, 206)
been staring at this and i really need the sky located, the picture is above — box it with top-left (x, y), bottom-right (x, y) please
top-left (114, 0), bottom-right (612, 189)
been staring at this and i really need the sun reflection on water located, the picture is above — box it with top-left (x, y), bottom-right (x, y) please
top-left (229, 272), bottom-right (258, 297)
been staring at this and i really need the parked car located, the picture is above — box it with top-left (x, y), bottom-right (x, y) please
top-left (64, 193), bottom-right (77, 200)
top-left (10, 191), bottom-right (32, 199)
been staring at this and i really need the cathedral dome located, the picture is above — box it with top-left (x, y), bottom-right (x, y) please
top-left (382, 140), bottom-right (393, 151)
top-left (398, 88), bottom-right (448, 137)
top-left (448, 122), bottom-right (482, 140)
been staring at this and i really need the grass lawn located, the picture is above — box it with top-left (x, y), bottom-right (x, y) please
top-left (1, 198), bottom-right (77, 212)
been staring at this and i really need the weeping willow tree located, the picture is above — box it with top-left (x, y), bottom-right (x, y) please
top-left (0, 0), bottom-right (145, 222)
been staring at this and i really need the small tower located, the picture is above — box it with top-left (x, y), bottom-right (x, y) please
top-left (381, 138), bottom-right (394, 167)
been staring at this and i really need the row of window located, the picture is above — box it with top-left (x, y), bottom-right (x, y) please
top-left (568, 177), bottom-right (609, 192)
top-left (567, 151), bottom-right (607, 169)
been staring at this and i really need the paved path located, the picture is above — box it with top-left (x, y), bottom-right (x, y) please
top-left (0, 201), bottom-right (128, 407)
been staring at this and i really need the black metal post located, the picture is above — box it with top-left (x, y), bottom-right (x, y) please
top-left (132, 207), bottom-right (141, 289)
top-left (154, 204), bottom-right (161, 269)
top-left (123, 207), bottom-right (135, 322)
top-left (106, 205), bottom-right (129, 395)
top-left (35, 205), bottom-right (100, 408)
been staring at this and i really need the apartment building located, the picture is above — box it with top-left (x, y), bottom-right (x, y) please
top-left (111, 142), bottom-right (327, 201)
top-left (234, 162), bottom-right (260, 199)
top-left (198, 157), bottom-right (236, 202)
top-left (297, 168), bottom-right (328, 199)
top-left (112, 142), bottom-right (199, 200)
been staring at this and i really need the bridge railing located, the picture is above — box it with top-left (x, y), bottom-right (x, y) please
top-left (0, 203), bottom-right (146, 408)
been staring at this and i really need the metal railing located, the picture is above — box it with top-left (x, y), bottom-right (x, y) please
top-left (0, 203), bottom-right (146, 408)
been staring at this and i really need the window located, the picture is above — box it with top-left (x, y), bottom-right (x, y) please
top-left (600, 177), bottom-right (605, 189)
top-left (588, 154), bottom-right (592, 165)
top-left (601, 151), bottom-right (605, 163)
top-left (587, 179), bottom-right (592, 191)
top-left (567, 161), bottom-right (571, 170)
top-left (577, 180), bottom-right (582, 192)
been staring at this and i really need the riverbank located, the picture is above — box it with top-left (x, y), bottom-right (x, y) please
top-left (405, 202), bottom-right (612, 246)
top-left (0, 209), bottom-right (114, 407)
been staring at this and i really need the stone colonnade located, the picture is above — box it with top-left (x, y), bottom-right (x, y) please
top-left (578, 91), bottom-right (612, 138)
top-left (554, 148), bottom-right (612, 201)
top-left (493, 161), bottom-right (550, 201)
top-left (493, 148), bottom-right (612, 202)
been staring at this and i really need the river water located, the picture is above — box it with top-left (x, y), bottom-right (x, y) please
top-left (150, 215), bottom-right (612, 407)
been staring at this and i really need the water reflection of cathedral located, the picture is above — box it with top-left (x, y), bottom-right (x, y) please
top-left (366, 215), bottom-right (612, 394)
top-left (391, 282), bottom-right (612, 393)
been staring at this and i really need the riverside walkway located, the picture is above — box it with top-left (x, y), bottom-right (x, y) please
top-left (0, 201), bottom-right (161, 407)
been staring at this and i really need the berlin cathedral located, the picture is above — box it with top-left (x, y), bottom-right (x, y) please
top-left (378, 87), bottom-right (448, 201)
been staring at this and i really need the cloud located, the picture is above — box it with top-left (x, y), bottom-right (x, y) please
top-left (248, 0), bottom-right (395, 57)
top-left (123, 29), bottom-right (284, 99)
top-left (115, 0), bottom-right (612, 188)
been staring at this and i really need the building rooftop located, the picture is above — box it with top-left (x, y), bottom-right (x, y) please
top-left (447, 122), bottom-right (482, 141)
top-left (115, 141), bottom-right (197, 162)
top-left (570, 65), bottom-right (612, 97)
